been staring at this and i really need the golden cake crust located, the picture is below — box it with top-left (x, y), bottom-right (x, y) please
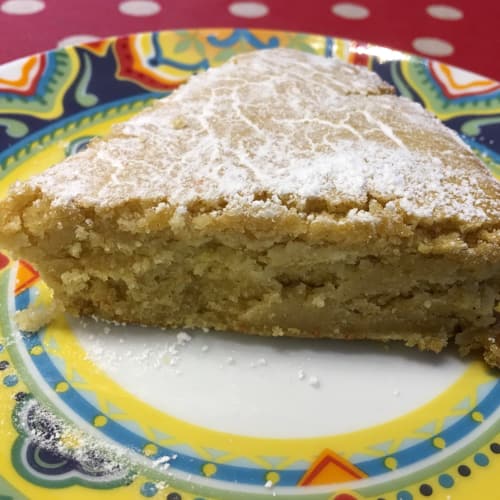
top-left (3, 49), bottom-right (498, 228)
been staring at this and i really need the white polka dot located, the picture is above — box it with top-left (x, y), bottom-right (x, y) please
top-left (0, 0), bottom-right (45, 15)
top-left (118, 0), bottom-right (161, 17)
top-left (228, 2), bottom-right (269, 18)
top-left (426, 4), bottom-right (463, 20)
top-left (413, 37), bottom-right (454, 57)
top-left (331, 2), bottom-right (370, 20)
top-left (57, 34), bottom-right (101, 48)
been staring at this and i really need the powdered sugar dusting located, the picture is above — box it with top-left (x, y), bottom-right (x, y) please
top-left (24, 48), bottom-right (499, 223)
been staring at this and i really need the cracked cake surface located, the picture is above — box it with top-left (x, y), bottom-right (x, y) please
top-left (0, 48), bottom-right (499, 366)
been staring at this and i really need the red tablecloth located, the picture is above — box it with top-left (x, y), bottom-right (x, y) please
top-left (1, 1), bottom-right (499, 80)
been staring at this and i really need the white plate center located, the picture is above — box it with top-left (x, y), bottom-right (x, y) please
top-left (74, 320), bottom-right (467, 438)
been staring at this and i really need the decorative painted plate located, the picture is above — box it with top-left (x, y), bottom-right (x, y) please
top-left (0, 29), bottom-right (499, 500)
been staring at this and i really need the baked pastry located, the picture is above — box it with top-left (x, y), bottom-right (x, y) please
top-left (0, 48), bottom-right (499, 366)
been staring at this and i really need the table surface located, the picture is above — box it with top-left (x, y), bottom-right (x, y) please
top-left (0, 0), bottom-right (499, 81)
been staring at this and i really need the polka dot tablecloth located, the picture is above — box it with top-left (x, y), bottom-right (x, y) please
top-left (0, 0), bottom-right (499, 80)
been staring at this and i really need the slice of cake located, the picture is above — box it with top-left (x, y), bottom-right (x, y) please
top-left (0, 48), bottom-right (499, 366)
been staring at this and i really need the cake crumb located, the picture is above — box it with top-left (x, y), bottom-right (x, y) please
top-left (423, 300), bottom-right (432, 309)
top-left (68, 242), bottom-right (82, 258)
top-left (271, 326), bottom-right (284, 337)
top-left (153, 456), bottom-right (170, 471)
top-left (311, 295), bottom-right (325, 308)
top-left (75, 226), bottom-right (89, 241)
top-left (308, 376), bottom-right (320, 388)
top-left (176, 331), bottom-right (192, 344)
top-left (172, 116), bottom-right (188, 129)
top-left (153, 202), bottom-right (168, 213)
top-left (15, 300), bottom-right (60, 333)
top-left (168, 345), bottom-right (179, 355)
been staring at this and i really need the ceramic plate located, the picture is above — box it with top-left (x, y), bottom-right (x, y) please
top-left (0, 29), bottom-right (499, 500)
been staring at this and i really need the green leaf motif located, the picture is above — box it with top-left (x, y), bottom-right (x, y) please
top-left (214, 48), bottom-right (235, 63)
top-left (460, 116), bottom-right (500, 137)
top-left (74, 53), bottom-right (98, 108)
top-left (174, 38), bottom-right (192, 53)
top-left (286, 37), bottom-right (316, 54)
top-left (193, 39), bottom-right (206, 57)
top-left (0, 118), bottom-right (29, 139)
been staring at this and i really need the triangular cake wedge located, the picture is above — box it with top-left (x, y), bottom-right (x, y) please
top-left (0, 49), bottom-right (499, 366)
